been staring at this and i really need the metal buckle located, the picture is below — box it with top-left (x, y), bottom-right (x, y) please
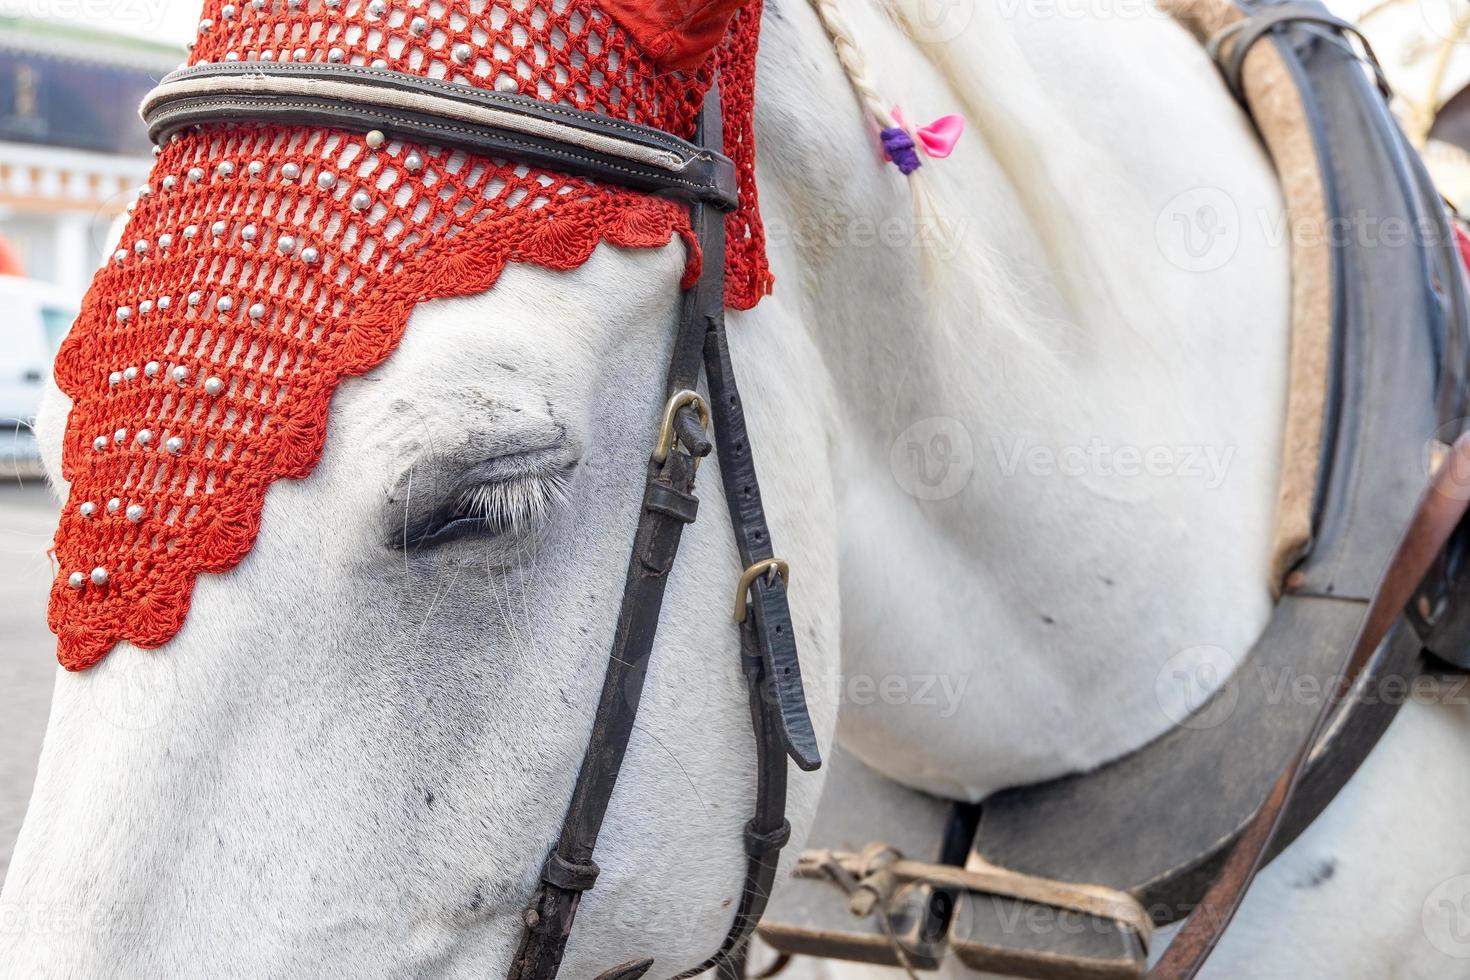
top-left (734, 558), bottom-right (790, 623)
top-left (651, 389), bottom-right (710, 466)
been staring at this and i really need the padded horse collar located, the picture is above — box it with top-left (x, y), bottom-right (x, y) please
top-left (144, 66), bottom-right (820, 980)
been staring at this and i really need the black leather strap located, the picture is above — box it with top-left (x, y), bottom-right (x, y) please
top-left (508, 79), bottom-right (819, 979)
top-left (1206, 3), bottom-right (1389, 100)
top-left (141, 62), bottom-right (740, 209)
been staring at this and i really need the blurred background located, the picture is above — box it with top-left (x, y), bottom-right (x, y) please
top-left (0, 0), bottom-right (1466, 885)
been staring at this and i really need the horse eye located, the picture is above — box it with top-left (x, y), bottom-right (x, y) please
top-left (396, 471), bottom-right (572, 550)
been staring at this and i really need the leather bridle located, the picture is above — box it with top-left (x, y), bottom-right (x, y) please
top-left (144, 64), bottom-right (821, 980)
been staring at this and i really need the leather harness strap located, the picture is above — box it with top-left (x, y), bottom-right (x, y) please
top-left (506, 88), bottom-right (820, 980)
top-left (1149, 436), bottom-right (1470, 980)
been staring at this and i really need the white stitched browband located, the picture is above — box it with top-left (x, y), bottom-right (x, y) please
top-left (142, 74), bottom-right (688, 172)
top-left (140, 63), bottom-right (740, 208)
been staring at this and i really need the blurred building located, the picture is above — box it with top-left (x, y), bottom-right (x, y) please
top-left (0, 17), bottom-right (180, 297)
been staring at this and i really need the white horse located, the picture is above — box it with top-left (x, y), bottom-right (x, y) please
top-left (5, 1), bottom-right (1470, 977)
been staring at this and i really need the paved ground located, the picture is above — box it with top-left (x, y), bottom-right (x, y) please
top-left (0, 481), bottom-right (60, 887)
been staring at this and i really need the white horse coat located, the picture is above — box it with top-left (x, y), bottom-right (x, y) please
top-left (5, 1), bottom-right (1470, 977)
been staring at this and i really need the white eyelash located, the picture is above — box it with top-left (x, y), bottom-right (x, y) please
top-left (455, 470), bottom-right (571, 536)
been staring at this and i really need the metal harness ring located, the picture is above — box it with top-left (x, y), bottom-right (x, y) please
top-left (651, 389), bottom-right (711, 465)
top-left (734, 558), bottom-right (790, 623)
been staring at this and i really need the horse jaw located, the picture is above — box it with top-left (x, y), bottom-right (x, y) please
top-left (1, 242), bottom-right (842, 978)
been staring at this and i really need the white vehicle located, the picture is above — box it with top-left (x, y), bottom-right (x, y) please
top-left (0, 275), bottom-right (76, 476)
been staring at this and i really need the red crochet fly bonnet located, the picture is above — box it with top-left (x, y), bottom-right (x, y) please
top-left (48, 0), bottom-right (772, 670)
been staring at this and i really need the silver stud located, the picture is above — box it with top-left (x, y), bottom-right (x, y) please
top-left (108, 371), bottom-right (122, 386)
top-left (365, 130), bottom-right (385, 150)
top-left (216, 296), bottom-right (234, 313)
top-left (153, 145), bottom-right (162, 157)
top-left (328, 47), bottom-right (345, 63)
top-left (135, 429), bottom-right (152, 446)
top-left (409, 15), bottom-right (427, 34)
top-left (248, 160), bottom-right (264, 177)
top-left (204, 376), bottom-right (226, 396)
top-left (112, 431), bottom-right (126, 445)
top-left (112, 249), bottom-right (127, 264)
top-left (93, 436), bottom-right (108, 451)
top-left (116, 306), bottom-right (131, 322)
top-left (165, 436), bottom-right (184, 454)
top-left (172, 366), bottom-right (190, 383)
top-left (187, 166), bottom-right (205, 183)
top-left (221, 3), bottom-right (237, 17)
top-left (217, 161), bottom-right (236, 177)
top-left (68, 571), bottom-right (85, 590)
top-left (367, 0), bottom-right (385, 15)
top-left (187, 291), bottom-right (202, 306)
top-left (123, 366), bottom-right (139, 381)
top-left (106, 497), bottom-right (121, 513)
top-left (260, 51), bottom-right (275, 61)
top-left (157, 234), bottom-right (172, 249)
top-left (282, 162), bottom-right (301, 180)
top-left (80, 501), bottom-right (97, 518)
top-left (292, 48), bottom-right (307, 62)
top-left (144, 361), bottom-right (160, 377)
top-left (452, 43), bottom-right (472, 64)
top-left (276, 235), bottom-right (296, 254)
top-left (371, 58), bottom-right (388, 69)
top-left (495, 76), bottom-right (518, 94)
top-left (301, 247), bottom-right (319, 263)
top-left (350, 191), bottom-right (371, 211)
top-left (183, 225), bottom-right (198, 240)
top-left (126, 504), bottom-right (144, 523)
top-left (404, 152), bottom-right (423, 172)
top-left (139, 300), bottom-right (153, 314)
top-left (248, 303), bottom-right (266, 319)
top-left (211, 221), bottom-right (227, 237)
top-left (90, 567), bottom-right (109, 586)
top-left (198, 17), bottom-right (213, 31)
top-left (316, 171), bottom-right (336, 190)
top-left (240, 223), bottom-right (258, 242)
top-left (162, 175), bottom-right (178, 191)
top-left (156, 296), bottom-right (171, 311)
top-left (252, 0), bottom-right (266, 9)
top-left (137, 184), bottom-right (152, 199)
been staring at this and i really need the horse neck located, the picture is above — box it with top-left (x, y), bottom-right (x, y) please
top-left (748, 0), bottom-right (1291, 798)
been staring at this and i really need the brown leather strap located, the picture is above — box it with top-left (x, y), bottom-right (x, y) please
top-left (1148, 433), bottom-right (1470, 979)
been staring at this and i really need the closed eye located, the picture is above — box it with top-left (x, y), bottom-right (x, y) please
top-left (396, 463), bottom-right (574, 550)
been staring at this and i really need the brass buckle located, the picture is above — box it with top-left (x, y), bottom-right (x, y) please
top-left (651, 389), bottom-right (711, 466)
top-left (734, 558), bottom-right (790, 623)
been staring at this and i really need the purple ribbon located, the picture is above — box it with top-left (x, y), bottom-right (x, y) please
top-left (880, 127), bottom-right (922, 175)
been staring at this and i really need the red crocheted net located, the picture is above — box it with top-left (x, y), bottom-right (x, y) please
top-left (48, 0), bottom-right (771, 670)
